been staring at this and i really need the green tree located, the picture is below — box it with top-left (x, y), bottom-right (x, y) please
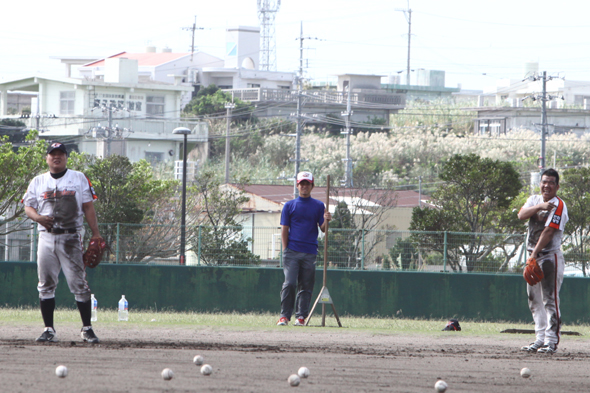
top-left (322, 201), bottom-right (359, 267)
top-left (319, 187), bottom-right (398, 269)
top-left (409, 154), bottom-right (523, 272)
top-left (0, 131), bottom-right (47, 235)
top-left (72, 155), bottom-right (177, 224)
top-left (560, 167), bottom-right (590, 276)
top-left (187, 170), bottom-right (260, 265)
top-left (182, 84), bottom-right (251, 118)
top-left (389, 237), bottom-right (418, 270)
top-left (68, 154), bottom-right (180, 263)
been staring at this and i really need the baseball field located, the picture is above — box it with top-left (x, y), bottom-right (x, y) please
top-left (2, 309), bottom-right (590, 392)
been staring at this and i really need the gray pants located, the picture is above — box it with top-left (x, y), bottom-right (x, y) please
top-left (37, 231), bottom-right (91, 302)
top-left (280, 248), bottom-right (316, 320)
top-left (527, 251), bottom-right (564, 347)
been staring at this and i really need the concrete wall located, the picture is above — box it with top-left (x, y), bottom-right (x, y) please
top-left (3, 262), bottom-right (590, 322)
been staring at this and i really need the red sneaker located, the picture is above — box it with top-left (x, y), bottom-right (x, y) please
top-left (294, 317), bottom-right (306, 326)
top-left (277, 317), bottom-right (288, 326)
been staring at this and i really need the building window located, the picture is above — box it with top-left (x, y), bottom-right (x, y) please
top-left (146, 96), bottom-right (165, 116)
top-left (218, 85), bottom-right (233, 89)
top-left (60, 91), bottom-right (75, 115)
top-left (247, 83), bottom-right (261, 88)
top-left (145, 152), bottom-right (164, 163)
top-left (279, 85), bottom-right (291, 90)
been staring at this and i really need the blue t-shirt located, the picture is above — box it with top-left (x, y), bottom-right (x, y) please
top-left (280, 196), bottom-right (325, 255)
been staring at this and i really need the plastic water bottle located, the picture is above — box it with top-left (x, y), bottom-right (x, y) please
top-left (118, 295), bottom-right (129, 321)
top-left (90, 294), bottom-right (98, 322)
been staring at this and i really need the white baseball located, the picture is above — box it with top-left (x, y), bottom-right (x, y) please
top-left (434, 380), bottom-right (448, 392)
top-left (520, 367), bottom-right (531, 378)
top-left (55, 365), bottom-right (68, 378)
top-left (161, 368), bottom-right (174, 381)
top-left (298, 367), bottom-right (310, 378)
top-left (193, 355), bottom-right (204, 366)
top-left (200, 364), bottom-right (213, 376)
top-left (288, 374), bottom-right (301, 387)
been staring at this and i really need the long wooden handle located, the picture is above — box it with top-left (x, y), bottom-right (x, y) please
top-left (323, 175), bottom-right (330, 287)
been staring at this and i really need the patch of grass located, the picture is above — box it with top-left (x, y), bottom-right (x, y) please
top-left (2, 307), bottom-right (589, 338)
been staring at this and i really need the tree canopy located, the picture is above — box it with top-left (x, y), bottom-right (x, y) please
top-left (182, 84), bottom-right (251, 119)
top-left (0, 131), bottom-right (47, 235)
top-left (187, 170), bottom-right (260, 266)
top-left (560, 167), bottom-right (590, 276)
top-left (410, 154), bottom-right (523, 272)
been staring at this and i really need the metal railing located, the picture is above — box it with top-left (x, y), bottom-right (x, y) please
top-left (223, 88), bottom-right (406, 108)
top-left (3, 223), bottom-right (589, 277)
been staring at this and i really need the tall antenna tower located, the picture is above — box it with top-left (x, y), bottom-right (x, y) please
top-left (257, 0), bottom-right (281, 71)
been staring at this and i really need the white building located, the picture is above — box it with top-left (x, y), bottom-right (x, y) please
top-left (0, 58), bottom-right (207, 163)
top-left (484, 63), bottom-right (590, 107)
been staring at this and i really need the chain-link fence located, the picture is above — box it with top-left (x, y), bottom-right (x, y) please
top-left (3, 222), bottom-right (589, 277)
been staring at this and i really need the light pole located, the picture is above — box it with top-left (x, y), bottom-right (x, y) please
top-left (173, 127), bottom-right (192, 265)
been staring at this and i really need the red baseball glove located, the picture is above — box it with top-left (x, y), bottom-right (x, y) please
top-left (83, 236), bottom-right (106, 268)
top-left (523, 257), bottom-right (544, 286)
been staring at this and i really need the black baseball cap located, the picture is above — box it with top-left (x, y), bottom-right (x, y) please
top-left (47, 142), bottom-right (68, 155)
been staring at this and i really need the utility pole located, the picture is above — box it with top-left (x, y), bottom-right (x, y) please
top-left (294, 22), bottom-right (304, 197)
top-left (341, 87), bottom-right (353, 187)
top-left (540, 71), bottom-right (547, 172)
top-left (522, 71), bottom-right (563, 173)
top-left (396, 1), bottom-right (412, 85)
top-left (292, 22), bottom-right (320, 197)
top-left (224, 102), bottom-right (235, 184)
top-left (183, 16), bottom-right (204, 62)
top-left (88, 103), bottom-right (130, 158)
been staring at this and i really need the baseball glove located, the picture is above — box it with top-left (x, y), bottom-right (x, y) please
top-left (83, 236), bottom-right (106, 268)
top-left (523, 257), bottom-right (544, 286)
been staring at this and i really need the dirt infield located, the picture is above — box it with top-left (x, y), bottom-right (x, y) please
top-left (2, 323), bottom-right (590, 392)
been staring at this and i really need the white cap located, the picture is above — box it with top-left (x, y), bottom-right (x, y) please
top-left (296, 171), bottom-right (314, 184)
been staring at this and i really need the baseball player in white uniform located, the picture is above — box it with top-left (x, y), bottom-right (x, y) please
top-left (23, 142), bottom-right (101, 343)
top-left (518, 168), bottom-right (568, 354)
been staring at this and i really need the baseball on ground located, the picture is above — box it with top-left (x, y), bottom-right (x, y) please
top-left (288, 374), bottom-right (301, 387)
top-left (193, 355), bottom-right (204, 366)
top-left (520, 367), bottom-right (531, 378)
top-left (298, 366), bottom-right (310, 378)
top-left (55, 365), bottom-right (68, 378)
top-left (161, 368), bottom-right (174, 381)
top-left (200, 364), bottom-right (213, 376)
top-left (434, 380), bottom-right (448, 392)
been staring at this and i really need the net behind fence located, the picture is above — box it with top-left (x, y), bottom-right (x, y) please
top-left (2, 222), bottom-right (589, 276)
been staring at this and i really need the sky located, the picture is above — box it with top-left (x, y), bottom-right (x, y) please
top-left (2, 0), bottom-right (590, 90)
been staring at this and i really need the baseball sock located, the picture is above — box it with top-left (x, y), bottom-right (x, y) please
top-left (40, 298), bottom-right (55, 329)
top-left (77, 300), bottom-right (92, 327)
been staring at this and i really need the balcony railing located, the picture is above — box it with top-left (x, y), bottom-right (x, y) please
top-left (223, 88), bottom-right (406, 109)
top-left (24, 117), bottom-right (208, 140)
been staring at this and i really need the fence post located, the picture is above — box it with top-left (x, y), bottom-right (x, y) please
top-left (197, 225), bottom-right (201, 266)
top-left (116, 223), bottom-right (120, 264)
top-left (443, 231), bottom-right (448, 272)
top-left (361, 229), bottom-right (365, 270)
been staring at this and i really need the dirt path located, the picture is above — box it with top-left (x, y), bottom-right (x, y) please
top-left (2, 324), bottom-right (590, 392)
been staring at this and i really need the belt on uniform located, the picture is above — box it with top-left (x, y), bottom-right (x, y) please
top-left (47, 228), bottom-right (77, 234)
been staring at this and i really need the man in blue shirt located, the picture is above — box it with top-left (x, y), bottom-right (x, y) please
top-left (278, 171), bottom-right (331, 326)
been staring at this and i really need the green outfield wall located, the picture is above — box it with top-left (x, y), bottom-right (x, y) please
top-left (1, 262), bottom-right (589, 323)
